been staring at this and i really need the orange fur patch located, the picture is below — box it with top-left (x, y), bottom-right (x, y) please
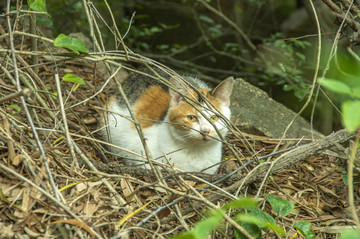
top-left (169, 101), bottom-right (197, 129)
top-left (203, 90), bottom-right (223, 111)
top-left (134, 86), bottom-right (170, 128)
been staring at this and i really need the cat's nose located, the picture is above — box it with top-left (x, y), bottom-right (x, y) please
top-left (200, 128), bottom-right (210, 136)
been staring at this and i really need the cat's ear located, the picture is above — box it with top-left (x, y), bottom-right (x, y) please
top-left (211, 77), bottom-right (234, 106)
top-left (169, 77), bottom-right (191, 106)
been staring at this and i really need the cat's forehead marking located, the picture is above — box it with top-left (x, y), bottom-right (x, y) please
top-left (184, 88), bottom-right (211, 105)
top-left (190, 88), bottom-right (223, 113)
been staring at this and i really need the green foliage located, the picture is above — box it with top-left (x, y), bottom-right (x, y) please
top-left (8, 104), bottom-right (22, 116)
top-left (266, 194), bottom-right (294, 216)
top-left (318, 49), bottom-right (360, 132)
top-left (341, 169), bottom-right (349, 186)
top-left (124, 18), bottom-right (180, 52)
top-left (261, 33), bottom-right (312, 98)
top-left (342, 101), bottom-right (360, 132)
top-left (54, 34), bottom-right (89, 55)
top-left (172, 197), bottom-right (287, 239)
top-left (222, 197), bottom-right (258, 210)
top-left (234, 222), bottom-right (261, 239)
top-left (46, 0), bottom-right (88, 36)
top-left (318, 77), bottom-right (360, 132)
top-left (236, 207), bottom-right (284, 237)
top-left (62, 73), bottom-right (85, 85)
top-left (173, 210), bottom-right (223, 239)
top-left (317, 78), bottom-right (352, 95)
top-left (8, 104), bottom-right (21, 112)
top-left (62, 73), bottom-right (86, 92)
top-left (341, 229), bottom-right (360, 239)
top-left (27, 0), bottom-right (49, 16)
top-left (294, 221), bottom-right (316, 239)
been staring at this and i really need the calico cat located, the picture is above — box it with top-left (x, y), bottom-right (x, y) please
top-left (103, 70), bottom-right (233, 174)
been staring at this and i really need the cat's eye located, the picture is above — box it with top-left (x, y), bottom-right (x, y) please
top-left (210, 115), bottom-right (219, 122)
top-left (187, 115), bottom-right (197, 122)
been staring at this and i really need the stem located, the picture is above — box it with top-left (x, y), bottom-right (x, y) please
top-left (348, 128), bottom-right (360, 226)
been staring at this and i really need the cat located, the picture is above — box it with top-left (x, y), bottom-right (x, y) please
top-left (102, 70), bottom-right (234, 174)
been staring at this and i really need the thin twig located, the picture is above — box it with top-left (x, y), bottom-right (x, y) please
top-left (55, 74), bottom-right (79, 168)
top-left (0, 88), bottom-right (31, 103)
top-left (69, 65), bottom-right (122, 109)
top-left (103, 0), bottom-right (130, 59)
top-left (0, 163), bottom-right (102, 239)
top-left (5, 0), bottom-right (62, 202)
top-left (123, 11), bottom-right (136, 39)
top-left (72, 142), bottom-right (128, 207)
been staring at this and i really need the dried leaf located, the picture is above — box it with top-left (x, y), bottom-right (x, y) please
top-left (0, 189), bottom-right (23, 212)
top-left (50, 219), bottom-right (94, 237)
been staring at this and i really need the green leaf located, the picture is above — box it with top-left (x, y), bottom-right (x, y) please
top-left (283, 84), bottom-right (293, 91)
top-left (247, 207), bottom-right (276, 227)
top-left (156, 44), bottom-right (169, 50)
top-left (266, 195), bottom-right (294, 216)
top-left (303, 41), bottom-right (312, 47)
top-left (54, 34), bottom-right (89, 55)
top-left (342, 175), bottom-right (349, 186)
top-left (295, 52), bottom-right (306, 61)
top-left (341, 100), bottom-right (360, 132)
top-left (28, 0), bottom-right (49, 16)
top-left (294, 221), bottom-right (316, 239)
top-left (318, 78), bottom-right (352, 95)
top-left (158, 23), bottom-right (180, 30)
top-left (234, 222), bottom-right (261, 239)
top-left (172, 209), bottom-right (224, 239)
top-left (8, 104), bottom-right (21, 112)
top-left (295, 88), bottom-right (309, 98)
top-left (352, 87), bottom-right (360, 99)
top-left (208, 26), bottom-right (222, 36)
top-left (149, 26), bottom-right (162, 33)
top-left (199, 15), bottom-right (214, 24)
top-left (237, 213), bottom-right (284, 235)
top-left (225, 42), bottom-right (239, 48)
top-left (62, 73), bottom-right (85, 85)
top-left (341, 229), bottom-right (360, 239)
top-left (235, 7), bottom-right (243, 14)
top-left (222, 198), bottom-right (258, 211)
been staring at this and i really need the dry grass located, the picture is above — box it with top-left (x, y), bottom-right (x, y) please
top-left (0, 5), bottom-right (359, 239)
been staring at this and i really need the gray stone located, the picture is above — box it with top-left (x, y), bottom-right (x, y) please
top-left (230, 78), bottom-right (313, 138)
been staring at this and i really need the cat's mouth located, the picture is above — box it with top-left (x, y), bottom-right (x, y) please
top-left (201, 135), bottom-right (211, 141)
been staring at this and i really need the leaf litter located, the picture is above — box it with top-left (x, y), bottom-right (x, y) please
top-left (0, 23), bottom-right (359, 238)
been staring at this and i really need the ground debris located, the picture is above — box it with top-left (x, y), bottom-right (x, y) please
top-left (0, 22), bottom-right (358, 239)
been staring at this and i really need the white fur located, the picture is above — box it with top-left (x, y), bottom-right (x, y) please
top-left (104, 100), bottom-right (231, 174)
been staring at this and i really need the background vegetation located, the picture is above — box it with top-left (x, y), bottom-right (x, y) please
top-left (42, 0), bottom-right (324, 127)
top-left (36, 0), bottom-right (360, 135)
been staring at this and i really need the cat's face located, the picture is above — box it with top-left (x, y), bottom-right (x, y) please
top-left (167, 77), bottom-right (233, 144)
